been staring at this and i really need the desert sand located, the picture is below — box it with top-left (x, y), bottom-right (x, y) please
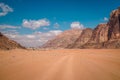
top-left (0, 49), bottom-right (120, 80)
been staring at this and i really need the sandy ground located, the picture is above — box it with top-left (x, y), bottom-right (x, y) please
top-left (0, 49), bottom-right (120, 80)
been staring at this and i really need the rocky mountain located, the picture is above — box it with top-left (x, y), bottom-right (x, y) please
top-left (42, 7), bottom-right (120, 49)
top-left (103, 39), bottom-right (120, 48)
top-left (42, 29), bottom-right (82, 49)
top-left (0, 32), bottom-right (24, 50)
top-left (108, 8), bottom-right (120, 40)
top-left (82, 7), bottom-right (120, 48)
top-left (88, 23), bottom-right (108, 43)
top-left (80, 24), bottom-right (108, 48)
top-left (103, 8), bottom-right (120, 48)
top-left (67, 28), bottom-right (93, 48)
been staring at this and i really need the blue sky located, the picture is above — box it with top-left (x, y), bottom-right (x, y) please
top-left (0, 0), bottom-right (120, 47)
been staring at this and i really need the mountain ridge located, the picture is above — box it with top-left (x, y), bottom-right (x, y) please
top-left (42, 7), bottom-right (120, 49)
top-left (42, 29), bottom-right (82, 49)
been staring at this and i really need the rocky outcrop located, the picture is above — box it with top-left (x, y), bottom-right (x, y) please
top-left (108, 8), bottom-right (120, 40)
top-left (42, 29), bottom-right (82, 49)
top-left (0, 32), bottom-right (25, 50)
top-left (42, 7), bottom-right (120, 49)
top-left (103, 8), bottom-right (120, 48)
top-left (103, 39), bottom-right (120, 49)
top-left (82, 7), bottom-right (120, 48)
top-left (66, 23), bottom-right (109, 49)
top-left (88, 23), bottom-right (108, 43)
top-left (67, 28), bottom-right (93, 48)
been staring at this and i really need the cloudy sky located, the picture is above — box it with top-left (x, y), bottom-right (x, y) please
top-left (0, 0), bottom-right (120, 47)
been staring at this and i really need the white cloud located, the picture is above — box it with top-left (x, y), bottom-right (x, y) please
top-left (70, 22), bottom-right (85, 29)
top-left (1, 30), bottom-right (18, 35)
top-left (0, 25), bottom-right (20, 29)
top-left (22, 18), bottom-right (50, 30)
top-left (0, 3), bottom-right (13, 16)
top-left (43, 27), bottom-right (49, 30)
top-left (104, 17), bottom-right (108, 21)
top-left (49, 30), bottom-right (62, 36)
top-left (3, 30), bottom-right (63, 48)
top-left (54, 23), bottom-right (60, 29)
top-left (26, 35), bottom-right (35, 38)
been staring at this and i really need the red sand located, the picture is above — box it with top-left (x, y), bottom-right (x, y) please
top-left (0, 49), bottom-right (120, 80)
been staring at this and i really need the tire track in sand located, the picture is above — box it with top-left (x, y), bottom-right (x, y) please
top-left (38, 54), bottom-right (74, 80)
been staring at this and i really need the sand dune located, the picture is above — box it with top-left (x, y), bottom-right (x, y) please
top-left (0, 49), bottom-right (120, 80)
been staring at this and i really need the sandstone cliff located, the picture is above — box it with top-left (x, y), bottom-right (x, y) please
top-left (82, 7), bottom-right (120, 48)
top-left (80, 24), bottom-right (108, 48)
top-left (42, 7), bottom-right (120, 49)
top-left (108, 8), bottom-right (120, 40)
top-left (67, 28), bottom-right (93, 48)
top-left (88, 23), bottom-right (108, 43)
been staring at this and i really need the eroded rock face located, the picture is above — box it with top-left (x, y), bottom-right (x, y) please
top-left (81, 24), bottom-right (108, 48)
top-left (68, 28), bottom-right (93, 48)
top-left (0, 32), bottom-right (24, 50)
top-left (88, 23), bottom-right (109, 43)
top-left (42, 29), bottom-right (82, 49)
top-left (108, 8), bottom-right (120, 40)
top-left (42, 7), bottom-right (120, 49)
top-left (103, 39), bottom-right (120, 48)
top-left (82, 7), bottom-right (120, 49)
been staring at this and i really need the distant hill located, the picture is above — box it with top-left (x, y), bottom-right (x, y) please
top-left (42, 29), bottom-right (82, 49)
top-left (42, 7), bottom-right (120, 49)
top-left (0, 32), bottom-right (25, 50)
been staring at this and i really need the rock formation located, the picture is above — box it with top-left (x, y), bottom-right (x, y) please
top-left (88, 23), bottom-right (108, 43)
top-left (108, 8), bottom-right (120, 40)
top-left (80, 24), bottom-right (108, 48)
top-left (42, 29), bottom-right (82, 49)
top-left (82, 7), bottom-right (120, 48)
top-left (42, 7), bottom-right (120, 49)
top-left (0, 32), bottom-right (25, 50)
top-left (67, 28), bottom-right (93, 48)
top-left (103, 39), bottom-right (120, 48)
